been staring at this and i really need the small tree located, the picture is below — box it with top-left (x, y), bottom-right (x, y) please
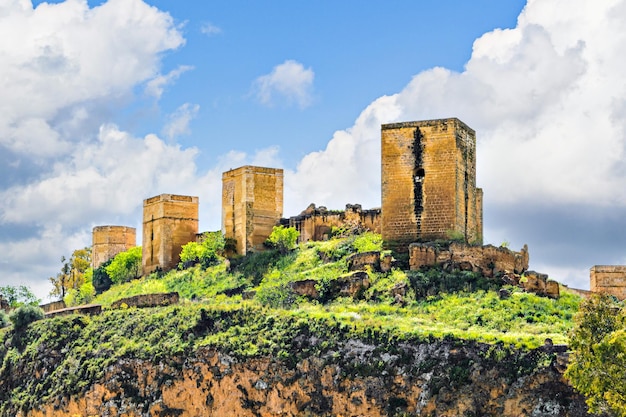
top-left (0, 311), bottom-right (10, 328)
top-left (179, 231), bottom-right (225, 269)
top-left (565, 294), bottom-right (626, 416)
top-left (106, 246), bottom-right (142, 284)
top-left (92, 258), bottom-right (113, 294)
top-left (0, 285), bottom-right (39, 308)
top-left (266, 226), bottom-right (299, 254)
top-left (9, 305), bottom-right (45, 331)
top-left (49, 247), bottom-right (92, 299)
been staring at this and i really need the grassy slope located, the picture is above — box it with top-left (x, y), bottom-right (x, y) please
top-left (92, 232), bottom-right (580, 348)
top-left (0, 233), bottom-right (582, 413)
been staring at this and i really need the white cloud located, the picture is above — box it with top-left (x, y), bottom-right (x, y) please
top-left (286, 0), bottom-right (626, 211)
top-left (200, 22), bottom-right (222, 36)
top-left (162, 103), bottom-right (200, 140)
top-left (0, 0), bottom-right (185, 157)
top-left (145, 65), bottom-right (194, 99)
top-left (252, 60), bottom-right (315, 108)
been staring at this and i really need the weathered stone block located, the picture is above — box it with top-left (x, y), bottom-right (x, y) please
top-left (337, 271), bottom-right (370, 298)
top-left (590, 265), bottom-right (626, 300)
top-left (290, 279), bottom-right (319, 299)
top-left (347, 251), bottom-right (380, 272)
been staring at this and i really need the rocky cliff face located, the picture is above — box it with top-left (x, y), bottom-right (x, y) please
top-left (14, 338), bottom-right (593, 417)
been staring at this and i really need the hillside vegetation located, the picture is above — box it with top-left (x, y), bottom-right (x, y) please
top-left (89, 231), bottom-right (579, 348)
top-left (0, 231), bottom-right (589, 416)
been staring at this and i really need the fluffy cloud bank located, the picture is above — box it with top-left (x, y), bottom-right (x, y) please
top-left (3, 0), bottom-right (625, 297)
top-left (284, 0), bottom-right (626, 288)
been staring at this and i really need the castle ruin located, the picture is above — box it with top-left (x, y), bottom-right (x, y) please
top-left (381, 118), bottom-right (483, 252)
top-left (590, 265), bottom-right (626, 300)
top-left (91, 225), bottom-right (136, 269)
top-left (285, 204), bottom-right (381, 243)
top-left (142, 194), bottom-right (199, 275)
top-left (222, 166), bottom-right (283, 254)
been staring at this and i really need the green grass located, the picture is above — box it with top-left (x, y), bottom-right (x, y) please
top-left (88, 232), bottom-right (580, 348)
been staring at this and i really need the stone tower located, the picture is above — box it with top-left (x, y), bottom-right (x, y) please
top-left (142, 194), bottom-right (199, 275)
top-left (381, 118), bottom-right (483, 252)
top-left (91, 225), bottom-right (136, 269)
top-left (222, 166), bottom-right (284, 254)
top-left (590, 265), bottom-right (626, 300)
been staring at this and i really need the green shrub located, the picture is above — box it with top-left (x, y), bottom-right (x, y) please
top-left (93, 258), bottom-right (113, 294)
top-left (9, 305), bottom-right (45, 330)
top-left (179, 231), bottom-right (225, 269)
top-left (106, 246), bottom-right (142, 284)
top-left (256, 283), bottom-right (298, 309)
top-left (0, 310), bottom-right (9, 328)
top-left (266, 226), bottom-right (299, 254)
top-left (352, 232), bottom-right (383, 253)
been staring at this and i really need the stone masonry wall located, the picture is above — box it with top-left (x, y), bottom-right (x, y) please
top-left (286, 203), bottom-right (381, 243)
top-left (222, 166), bottom-right (283, 255)
top-left (410, 242), bottom-right (529, 277)
top-left (142, 194), bottom-right (199, 275)
top-left (590, 265), bottom-right (626, 300)
top-left (381, 118), bottom-right (483, 253)
top-left (92, 225), bottom-right (136, 269)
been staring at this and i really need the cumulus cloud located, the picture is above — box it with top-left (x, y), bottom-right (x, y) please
top-left (162, 103), bottom-right (200, 140)
top-left (0, 0), bottom-right (185, 158)
top-left (0, 0), bottom-right (188, 298)
top-left (285, 0), bottom-right (626, 285)
top-left (252, 60), bottom-right (315, 108)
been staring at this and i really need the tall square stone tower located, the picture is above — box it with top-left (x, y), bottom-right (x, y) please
top-left (222, 166), bottom-right (284, 254)
top-left (92, 225), bottom-right (136, 269)
top-left (142, 194), bottom-right (199, 275)
top-left (381, 118), bottom-right (483, 252)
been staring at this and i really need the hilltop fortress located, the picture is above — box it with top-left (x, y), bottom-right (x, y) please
top-left (90, 118), bottom-right (618, 300)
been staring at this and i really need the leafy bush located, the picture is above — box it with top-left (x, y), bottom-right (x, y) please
top-left (565, 294), bottom-right (626, 415)
top-left (93, 258), bottom-right (113, 294)
top-left (106, 246), bottom-right (142, 284)
top-left (231, 249), bottom-right (284, 286)
top-left (0, 311), bottom-right (9, 328)
top-left (408, 267), bottom-right (500, 299)
top-left (64, 281), bottom-right (96, 307)
top-left (9, 305), bottom-right (44, 331)
top-left (266, 226), bottom-right (299, 254)
top-left (0, 285), bottom-right (39, 308)
top-left (352, 232), bottom-right (383, 253)
top-left (179, 231), bottom-right (225, 269)
top-left (256, 283), bottom-right (298, 309)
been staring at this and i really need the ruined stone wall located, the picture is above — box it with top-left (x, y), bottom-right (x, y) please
top-left (222, 166), bottom-right (283, 255)
top-left (409, 242), bottom-right (529, 277)
top-left (381, 118), bottom-right (483, 252)
top-left (92, 226), bottom-right (137, 269)
top-left (286, 204), bottom-right (381, 243)
top-left (142, 194), bottom-right (198, 275)
top-left (590, 265), bottom-right (626, 300)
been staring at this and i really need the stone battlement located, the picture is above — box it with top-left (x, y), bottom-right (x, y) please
top-left (284, 203), bottom-right (381, 242)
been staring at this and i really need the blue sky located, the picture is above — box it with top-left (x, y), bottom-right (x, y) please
top-left (2, 0), bottom-right (626, 299)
